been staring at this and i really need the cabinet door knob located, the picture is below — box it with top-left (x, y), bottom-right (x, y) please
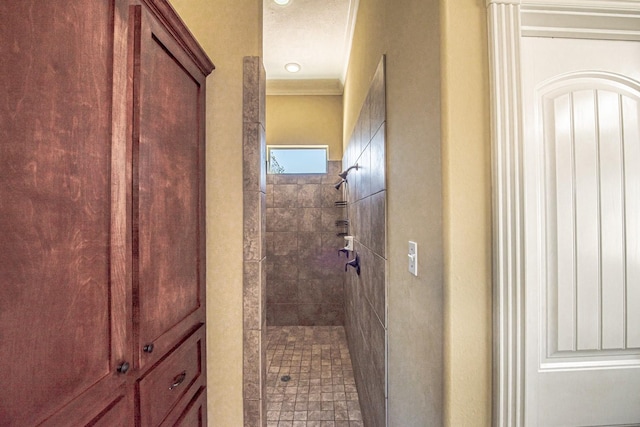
top-left (143, 343), bottom-right (154, 353)
top-left (117, 362), bottom-right (130, 374)
top-left (169, 371), bottom-right (187, 390)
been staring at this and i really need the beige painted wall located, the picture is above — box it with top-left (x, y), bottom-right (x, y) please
top-left (172, 0), bottom-right (492, 424)
top-left (344, 0), bottom-right (444, 425)
top-left (168, 1), bottom-right (262, 425)
top-left (266, 95), bottom-right (343, 160)
top-left (441, 0), bottom-right (492, 425)
top-left (344, 0), bottom-right (492, 425)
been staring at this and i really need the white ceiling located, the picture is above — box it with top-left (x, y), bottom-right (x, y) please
top-left (263, 0), bottom-right (358, 94)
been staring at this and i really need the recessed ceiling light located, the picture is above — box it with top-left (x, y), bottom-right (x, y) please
top-left (285, 62), bottom-right (301, 73)
top-left (273, 0), bottom-right (291, 5)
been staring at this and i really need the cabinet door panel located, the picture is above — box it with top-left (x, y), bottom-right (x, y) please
top-left (130, 5), bottom-right (205, 365)
top-left (42, 384), bottom-right (133, 427)
top-left (88, 394), bottom-right (135, 427)
top-left (0, 1), bottom-right (128, 425)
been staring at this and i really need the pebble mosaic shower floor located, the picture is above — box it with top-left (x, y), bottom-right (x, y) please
top-left (266, 326), bottom-right (364, 427)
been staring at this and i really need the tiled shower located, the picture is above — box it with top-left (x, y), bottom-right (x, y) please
top-left (266, 161), bottom-right (347, 326)
top-left (342, 58), bottom-right (387, 427)
top-left (244, 55), bottom-right (387, 426)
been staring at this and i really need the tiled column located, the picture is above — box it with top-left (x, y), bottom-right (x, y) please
top-left (243, 56), bottom-right (267, 427)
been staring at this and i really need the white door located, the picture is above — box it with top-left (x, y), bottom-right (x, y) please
top-left (521, 36), bottom-right (640, 426)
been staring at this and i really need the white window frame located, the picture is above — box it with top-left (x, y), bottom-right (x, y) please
top-left (266, 145), bottom-right (329, 174)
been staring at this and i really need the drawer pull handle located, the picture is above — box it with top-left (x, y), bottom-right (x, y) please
top-left (169, 371), bottom-right (187, 390)
top-left (117, 362), bottom-right (130, 374)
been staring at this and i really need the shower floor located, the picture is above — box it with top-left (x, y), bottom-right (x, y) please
top-left (266, 326), bottom-right (364, 427)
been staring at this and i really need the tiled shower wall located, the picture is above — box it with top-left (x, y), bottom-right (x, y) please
top-left (266, 161), bottom-right (346, 326)
top-left (343, 57), bottom-right (387, 427)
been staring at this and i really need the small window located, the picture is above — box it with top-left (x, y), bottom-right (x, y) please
top-left (267, 146), bottom-right (328, 174)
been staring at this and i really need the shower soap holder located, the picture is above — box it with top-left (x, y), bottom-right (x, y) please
top-left (344, 236), bottom-right (354, 251)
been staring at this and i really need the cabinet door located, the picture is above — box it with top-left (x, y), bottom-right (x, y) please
top-left (0, 1), bottom-right (131, 425)
top-left (129, 4), bottom-right (206, 369)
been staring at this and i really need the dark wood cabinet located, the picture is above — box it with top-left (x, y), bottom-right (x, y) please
top-left (131, 4), bottom-right (207, 372)
top-left (0, 1), bottom-right (212, 426)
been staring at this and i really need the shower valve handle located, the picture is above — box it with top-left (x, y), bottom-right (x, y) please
top-left (345, 253), bottom-right (361, 276)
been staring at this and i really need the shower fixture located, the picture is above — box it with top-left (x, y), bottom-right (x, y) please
top-left (334, 163), bottom-right (359, 190)
top-left (345, 252), bottom-right (361, 276)
top-left (338, 164), bottom-right (359, 179)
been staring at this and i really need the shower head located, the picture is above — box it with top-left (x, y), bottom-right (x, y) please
top-left (338, 164), bottom-right (359, 180)
top-left (334, 179), bottom-right (346, 190)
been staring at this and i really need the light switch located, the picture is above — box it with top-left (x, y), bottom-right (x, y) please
top-left (408, 241), bottom-right (418, 276)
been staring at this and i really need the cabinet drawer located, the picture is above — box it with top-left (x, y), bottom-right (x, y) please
top-left (138, 328), bottom-right (203, 427)
top-left (160, 386), bottom-right (206, 427)
top-left (173, 388), bottom-right (206, 427)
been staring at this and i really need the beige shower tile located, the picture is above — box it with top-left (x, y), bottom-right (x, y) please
top-left (297, 208), bottom-right (322, 232)
top-left (244, 191), bottom-right (264, 261)
top-left (267, 255), bottom-right (299, 281)
top-left (370, 124), bottom-right (385, 195)
top-left (273, 184), bottom-right (299, 208)
top-left (244, 261), bottom-right (263, 330)
top-left (323, 161), bottom-right (342, 184)
top-left (267, 207), bottom-right (298, 232)
top-left (370, 191), bottom-right (386, 258)
top-left (267, 184), bottom-right (275, 207)
top-left (270, 232), bottom-right (299, 257)
top-left (243, 56), bottom-right (264, 124)
top-left (370, 56), bottom-right (386, 137)
top-left (358, 92), bottom-right (371, 149)
top-left (267, 279), bottom-right (297, 305)
top-left (244, 398), bottom-right (263, 426)
top-left (358, 142), bottom-right (371, 200)
top-left (243, 122), bottom-right (263, 192)
top-left (298, 184), bottom-right (323, 207)
top-left (244, 329), bottom-right (262, 399)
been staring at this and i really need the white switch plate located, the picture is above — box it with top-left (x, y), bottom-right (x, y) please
top-left (408, 241), bottom-right (418, 276)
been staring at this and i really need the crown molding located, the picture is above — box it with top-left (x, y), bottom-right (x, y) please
top-left (485, 0), bottom-right (640, 41)
top-left (487, 0), bottom-right (640, 7)
top-left (486, 0), bottom-right (520, 5)
top-left (266, 79), bottom-right (344, 96)
top-left (521, 0), bottom-right (640, 40)
top-left (341, 0), bottom-right (360, 83)
top-left (141, 0), bottom-right (214, 75)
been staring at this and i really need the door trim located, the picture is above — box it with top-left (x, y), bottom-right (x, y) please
top-left (487, 1), bottom-right (640, 425)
